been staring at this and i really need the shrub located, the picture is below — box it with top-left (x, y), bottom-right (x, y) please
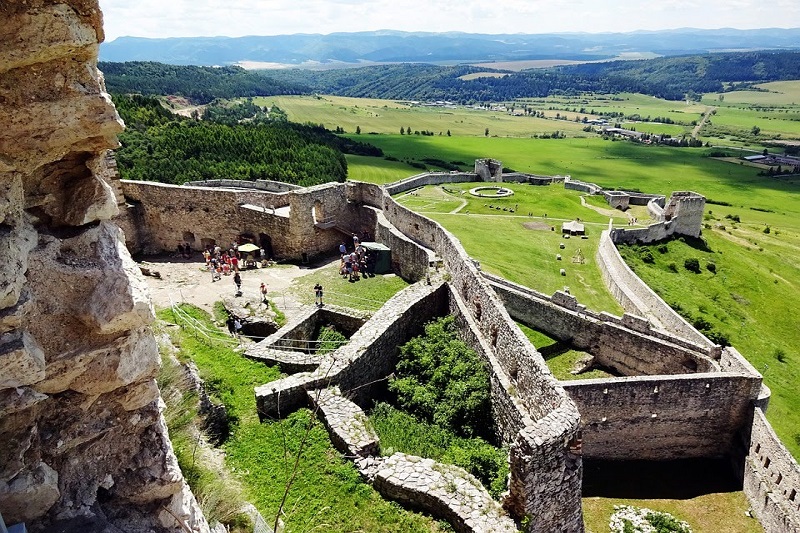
top-left (667, 262), bottom-right (678, 273)
top-left (641, 250), bottom-right (655, 264)
top-left (390, 316), bottom-right (491, 439)
top-left (763, 226), bottom-right (771, 234)
top-left (684, 258), bottom-right (701, 273)
top-left (724, 214), bottom-right (741, 223)
top-left (706, 262), bottom-right (716, 274)
top-left (774, 348), bottom-right (786, 363)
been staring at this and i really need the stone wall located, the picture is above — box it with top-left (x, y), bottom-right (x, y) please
top-left (608, 191), bottom-right (705, 244)
top-left (474, 158), bottom-right (503, 181)
top-left (0, 3), bottom-right (207, 531)
top-left (486, 275), bottom-right (720, 376)
top-left (563, 374), bottom-right (761, 460)
top-left (740, 408), bottom-right (800, 533)
top-left (185, 178), bottom-right (302, 193)
top-left (383, 172), bottom-right (476, 196)
top-left (358, 186), bottom-right (584, 532)
top-left (596, 228), bottom-right (713, 346)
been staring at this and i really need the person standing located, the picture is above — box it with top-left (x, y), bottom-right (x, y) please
top-left (260, 282), bottom-right (268, 303)
top-left (339, 242), bottom-right (347, 256)
top-left (314, 283), bottom-right (323, 306)
top-left (233, 272), bottom-right (242, 294)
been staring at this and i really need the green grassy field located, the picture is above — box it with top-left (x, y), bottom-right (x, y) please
top-left (346, 154), bottom-right (425, 184)
top-left (257, 94), bottom-right (591, 137)
top-left (583, 494), bottom-right (762, 533)
top-left (393, 181), bottom-right (626, 312)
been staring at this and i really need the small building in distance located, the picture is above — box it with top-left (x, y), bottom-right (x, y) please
top-left (562, 220), bottom-right (585, 235)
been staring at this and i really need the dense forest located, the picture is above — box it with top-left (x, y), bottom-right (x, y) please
top-left (101, 51), bottom-right (800, 105)
top-left (112, 94), bottom-right (384, 185)
top-left (262, 50), bottom-right (800, 102)
top-left (100, 62), bottom-right (306, 104)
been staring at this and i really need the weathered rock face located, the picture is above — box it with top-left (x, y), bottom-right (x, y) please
top-left (0, 2), bottom-right (208, 531)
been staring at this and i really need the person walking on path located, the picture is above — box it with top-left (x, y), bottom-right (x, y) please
top-left (314, 283), bottom-right (323, 306)
top-left (260, 282), bottom-right (268, 303)
top-left (233, 272), bottom-right (242, 294)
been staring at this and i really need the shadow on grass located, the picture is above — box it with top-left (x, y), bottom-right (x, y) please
top-left (582, 458), bottom-right (740, 499)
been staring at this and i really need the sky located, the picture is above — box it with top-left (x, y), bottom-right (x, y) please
top-left (99, 0), bottom-right (800, 42)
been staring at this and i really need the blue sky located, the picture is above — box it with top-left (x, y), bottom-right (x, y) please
top-left (99, 0), bottom-right (800, 42)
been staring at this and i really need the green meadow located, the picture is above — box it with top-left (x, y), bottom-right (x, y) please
top-left (257, 94), bottom-right (591, 137)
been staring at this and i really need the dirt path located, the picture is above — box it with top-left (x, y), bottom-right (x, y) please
top-left (139, 254), bottom-right (335, 320)
top-left (692, 106), bottom-right (716, 138)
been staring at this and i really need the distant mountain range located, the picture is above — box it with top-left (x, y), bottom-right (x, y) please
top-left (99, 28), bottom-right (800, 67)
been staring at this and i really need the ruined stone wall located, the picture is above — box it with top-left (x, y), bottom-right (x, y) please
top-left (488, 277), bottom-right (719, 376)
top-left (0, 3), bottom-right (207, 531)
top-left (741, 408), bottom-right (800, 533)
top-left (383, 172), bottom-right (476, 196)
top-left (362, 187), bottom-right (584, 532)
top-left (596, 229), bottom-right (713, 346)
top-left (185, 178), bottom-right (302, 193)
top-left (564, 178), bottom-right (602, 194)
top-left (562, 374), bottom-right (762, 460)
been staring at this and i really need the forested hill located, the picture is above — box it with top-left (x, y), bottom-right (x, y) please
top-left (100, 62), bottom-right (307, 104)
top-left (263, 50), bottom-right (800, 102)
top-left (112, 94), bottom-right (363, 185)
top-left (102, 50), bottom-right (800, 104)
top-left (100, 28), bottom-right (800, 66)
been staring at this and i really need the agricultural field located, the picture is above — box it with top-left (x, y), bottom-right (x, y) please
top-left (700, 80), bottom-right (800, 144)
top-left (255, 94), bottom-right (591, 137)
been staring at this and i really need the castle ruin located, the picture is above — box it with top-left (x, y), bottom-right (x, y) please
top-left (1, 4), bottom-right (798, 531)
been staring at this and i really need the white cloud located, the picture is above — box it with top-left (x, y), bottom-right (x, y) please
top-left (99, 0), bottom-right (800, 41)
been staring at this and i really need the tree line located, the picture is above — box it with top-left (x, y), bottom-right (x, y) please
top-left (100, 61), bottom-right (306, 104)
top-left (261, 50), bottom-right (800, 102)
top-left (112, 94), bottom-right (381, 186)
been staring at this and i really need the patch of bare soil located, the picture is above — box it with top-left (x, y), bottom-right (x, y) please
top-left (137, 253), bottom-right (336, 322)
top-left (523, 221), bottom-right (553, 231)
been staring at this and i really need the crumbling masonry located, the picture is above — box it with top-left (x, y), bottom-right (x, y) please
top-left (116, 169), bottom-right (799, 533)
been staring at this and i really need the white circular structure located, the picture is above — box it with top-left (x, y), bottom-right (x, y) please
top-left (468, 186), bottom-right (514, 198)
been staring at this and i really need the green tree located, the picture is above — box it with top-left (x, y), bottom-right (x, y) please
top-left (389, 316), bottom-right (491, 439)
top-left (484, 127), bottom-right (489, 137)
top-left (400, 126), bottom-right (405, 135)
top-left (446, 129), bottom-right (451, 136)
top-left (355, 125), bottom-right (361, 134)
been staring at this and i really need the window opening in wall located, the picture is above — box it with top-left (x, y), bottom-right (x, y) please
top-left (755, 443), bottom-right (761, 454)
top-left (764, 457), bottom-right (771, 469)
top-left (776, 473), bottom-right (783, 485)
top-left (789, 488), bottom-right (796, 501)
top-left (182, 231), bottom-right (195, 243)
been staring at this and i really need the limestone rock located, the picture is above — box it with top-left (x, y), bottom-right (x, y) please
top-left (0, 330), bottom-right (46, 390)
top-left (35, 327), bottom-right (159, 395)
top-left (0, 216), bottom-right (37, 309)
top-left (0, 4), bottom-right (99, 72)
top-left (0, 461), bottom-right (60, 524)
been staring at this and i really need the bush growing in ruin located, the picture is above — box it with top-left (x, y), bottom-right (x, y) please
top-left (390, 316), bottom-right (491, 439)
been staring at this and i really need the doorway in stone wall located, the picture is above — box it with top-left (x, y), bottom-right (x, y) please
top-left (200, 238), bottom-right (215, 251)
top-left (182, 231), bottom-right (196, 248)
top-left (259, 233), bottom-right (273, 259)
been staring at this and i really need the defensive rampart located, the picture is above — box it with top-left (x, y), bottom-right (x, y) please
top-left (596, 227), bottom-right (712, 346)
top-left (740, 408), bottom-right (800, 533)
top-left (485, 274), bottom-right (720, 374)
top-left (562, 373), bottom-right (761, 460)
